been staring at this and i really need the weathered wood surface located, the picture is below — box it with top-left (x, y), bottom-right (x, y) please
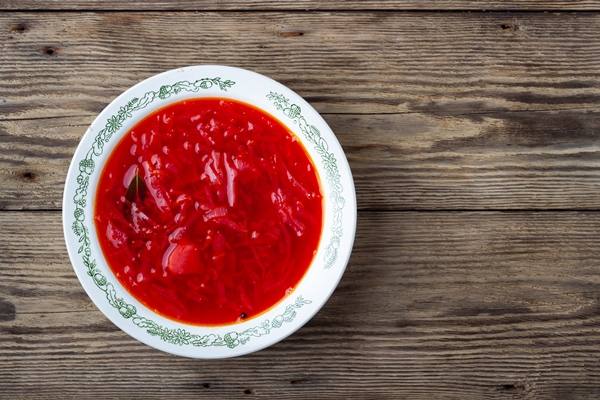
top-left (3, 3), bottom-right (600, 399)
top-left (2, 12), bottom-right (600, 210)
top-left (3, 211), bottom-right (600, 398)
top-left (4, 0), bottom-right (600, 11)
top-left (5, 111), bottom-right (600, 211)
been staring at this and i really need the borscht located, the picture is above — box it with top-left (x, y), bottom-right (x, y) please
top-left (94, 98), bottom-right (323, 326)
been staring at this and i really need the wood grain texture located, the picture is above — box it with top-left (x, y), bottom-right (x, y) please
top-left (3, 0), bottom-right (600, 11)
top-left (2, 211), bottom-right (600, 398)
top-left (2, 12), bottom-right (600, 210)
top-left (3, 3), bottom-right (600, 399)
top-left (4, 110), bottom-right (600, 211)
top-left (3, 12), bottom-right (600, 117)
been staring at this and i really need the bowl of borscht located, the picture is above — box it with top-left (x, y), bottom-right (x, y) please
top-left (63, 66), bottom-right (356, 358)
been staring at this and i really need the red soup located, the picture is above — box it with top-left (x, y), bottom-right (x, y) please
top-left (95, 98), bottom-right (323, 325)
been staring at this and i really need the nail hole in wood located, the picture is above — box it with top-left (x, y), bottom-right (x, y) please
top-left (43, 46), bottom-right (58, 56)
top-left (243, 389), bottom-right (253, 395)
top-left (21, 172), bottom-right (36, 182)
top-left (202, 383), bottom-right (210, 389)
top-left (280, 31), bottom-right (304, 37)
top-left (12, 23), bottom-right (28, 33)
top-left (500, 384), bottom-right (524, 391)
top-left (290, 378), bottom-right (310, 385)
top-left (500, 23), bottom-right (517, 30)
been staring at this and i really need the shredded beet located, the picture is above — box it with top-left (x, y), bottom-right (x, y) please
top-left (95, 98), bottom-right (323, 325)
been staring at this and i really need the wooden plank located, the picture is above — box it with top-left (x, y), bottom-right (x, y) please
top-left (2, 12), bottom-right (600, 210)
top-left (0, 116), bottom-right (82, 210)
top-left (2, 12), bottom-right (600, 117)
top-left (3, 0), bottom-right (600, 11)
top-left (4, 109), bottom-right (600, 211)
top-left (2, 211), bottom-right (600, 398)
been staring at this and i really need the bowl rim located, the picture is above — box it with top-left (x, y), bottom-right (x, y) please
top-left (62, 65), bottom-right (356, 358)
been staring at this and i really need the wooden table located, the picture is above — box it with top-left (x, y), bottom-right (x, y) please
top-left (2, 1), bottom-right (600, 398)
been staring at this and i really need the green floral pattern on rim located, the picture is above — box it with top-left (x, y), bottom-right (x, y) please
top-left (267, 92), bottom-right (345, 269)
top-left (69, 77), bottom-right (314, 349)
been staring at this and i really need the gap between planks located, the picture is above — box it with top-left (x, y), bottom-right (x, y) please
top-left (5, 209), bottom-right (600, 213)
top-left (0, 9), bottom-right (600, 12)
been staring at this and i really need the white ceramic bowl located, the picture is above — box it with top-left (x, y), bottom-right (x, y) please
top-left (63, 65), bottom-right (356, 358)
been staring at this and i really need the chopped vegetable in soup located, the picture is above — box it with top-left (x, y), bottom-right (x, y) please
top-left (95, 98), bottom-right (323, 325)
